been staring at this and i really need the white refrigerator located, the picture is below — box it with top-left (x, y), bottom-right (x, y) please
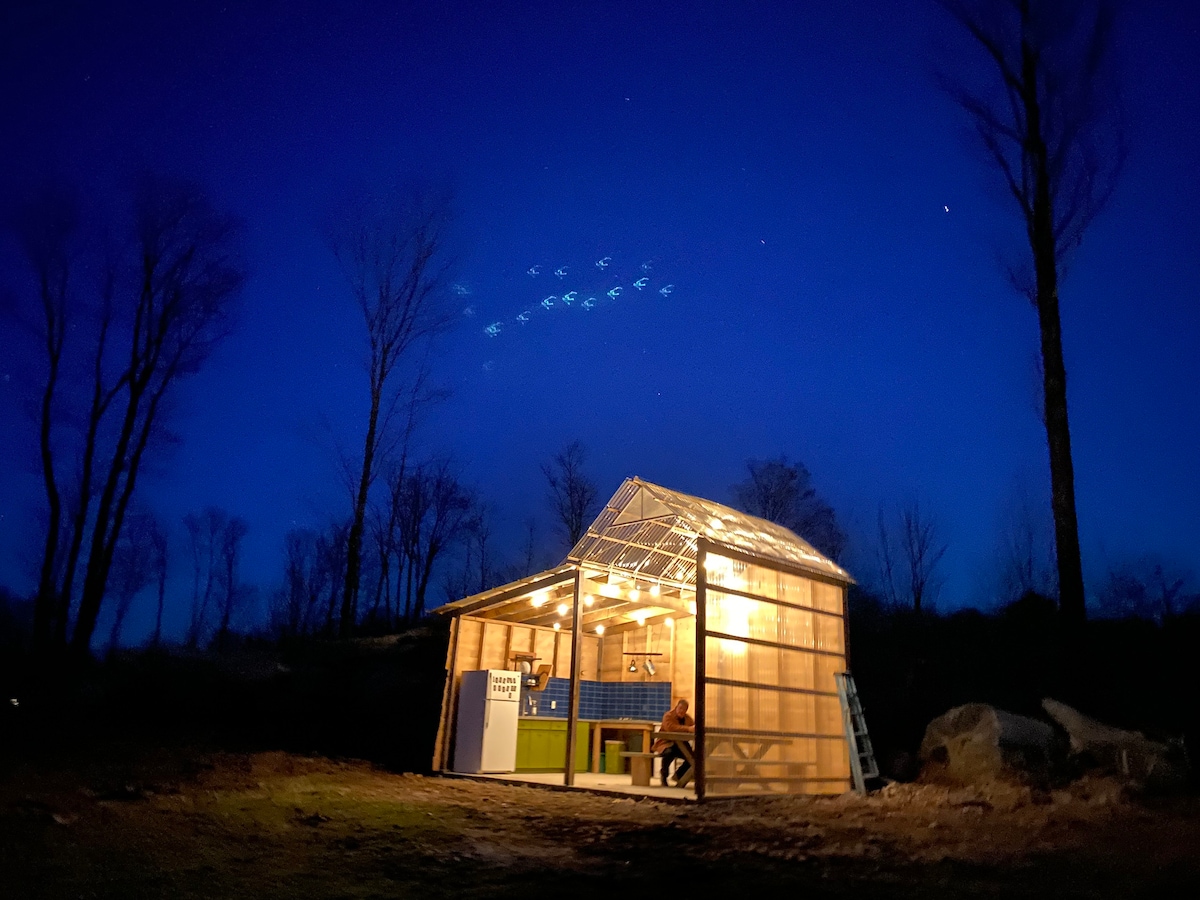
top-left (452, 669), bottom-right (521, 773)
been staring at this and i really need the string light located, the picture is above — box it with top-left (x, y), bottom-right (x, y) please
top-left (556, 603), bottom-right (568, 616)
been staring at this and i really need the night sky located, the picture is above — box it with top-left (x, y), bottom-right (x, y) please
top-left (2, 0), bottom-right (1198, 639)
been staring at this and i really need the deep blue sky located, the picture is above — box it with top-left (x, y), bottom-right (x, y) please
top-left (2, 0), bottom-right (1198, 637)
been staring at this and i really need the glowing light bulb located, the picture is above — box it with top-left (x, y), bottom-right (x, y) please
top-left (709, 517), bottom-right (724, 530)
top-left (649, 585), bottom-right (661, 597)
top-left (595, 624), bottom-right (606, 635)
top-left (634, 613), bottom-right (647, 627)
top-left (665, 617), bottom-right (675, 628)
top-left (531, 590), bottom-right (549, 608)
top-left (553, 622), bottom-right (561, 631)
top-left (556, 603), bottom-right (568, 616)
top-left (583, 594), bottom-right (594, 607)
top-left (628, 589), bottom-right (640, 602)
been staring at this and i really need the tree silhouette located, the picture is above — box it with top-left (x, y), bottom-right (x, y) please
top-left (876, 500), bottom-right (949, 614)
top-left (327, 189), bottom-right (454, 637)
top-left (938, 0), bottom-right (1124, 629)
top-left (8, 175), bottom-right (245, 657)
top-left (541, 440), bottom-right (599, 550)
top-left (732, 456), bottom-right (846, 561)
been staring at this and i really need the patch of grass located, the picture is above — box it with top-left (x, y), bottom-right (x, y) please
top-left (4, 748), bottom-right (1200, 899)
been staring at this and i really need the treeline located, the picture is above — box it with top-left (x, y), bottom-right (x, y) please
top-left (2, 176), bottom-right (244, 659)
top-left (3, 175), bottom-right (1198, 662)
top-left (847, 588), bottom-right (1200, 779)
top-left (3, 590), bottom-right (1196, 780)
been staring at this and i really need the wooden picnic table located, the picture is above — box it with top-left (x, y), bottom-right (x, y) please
top-left (652, 731), bottom-right (806, 790)
top-left (652, 730), bottom-right (697, 787)
top-left (588, 719), bottom-right (657, 774)
top-left (705, 731), bottom-right (793, 763)
top-left (704, 732), bottom-right (807, 788)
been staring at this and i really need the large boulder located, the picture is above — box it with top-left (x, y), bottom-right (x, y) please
top-left (919, 703), bottom-right (1063, 786)
top-left (1042, 698), bottom-right (1191, 792)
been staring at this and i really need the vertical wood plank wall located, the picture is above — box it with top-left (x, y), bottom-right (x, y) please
top-left (448, 616), bottom-right (600, 677)
top-left (596, 621), bottom-right (696, 707)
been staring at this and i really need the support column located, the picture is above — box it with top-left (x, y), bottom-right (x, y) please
top-left (432, 616), bottom-right (461, 772)
top-left (564, 568), bottom-right (583, 786)
top-left (695, 538), bottom-right (708, 801)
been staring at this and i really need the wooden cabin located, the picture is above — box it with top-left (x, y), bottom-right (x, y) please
top-left (431, 476), bottom-right (856, 799)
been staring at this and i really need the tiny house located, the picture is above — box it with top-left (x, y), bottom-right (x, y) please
top-left (432, 477), bottom-right (855, 799)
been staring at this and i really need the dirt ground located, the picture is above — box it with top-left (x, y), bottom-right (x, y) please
top-left (2, 746), bottom-right (1198, 899)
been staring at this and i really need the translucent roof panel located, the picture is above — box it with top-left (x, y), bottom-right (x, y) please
top-left (431, 477), bottom-right (853, 623)
top-left (567, 477), bottom-right (853, 587)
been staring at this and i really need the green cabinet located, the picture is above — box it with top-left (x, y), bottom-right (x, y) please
top-left (515, 718), bottom-right (588, 772)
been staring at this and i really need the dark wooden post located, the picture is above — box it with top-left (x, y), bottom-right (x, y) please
top-left (564, 568), bottom-right (583, 786)
top-left (433, 616), bottom-right (461, 771)
top-left (695, 538), bottom-right (708, 801)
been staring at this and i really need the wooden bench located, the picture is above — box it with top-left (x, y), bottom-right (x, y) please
top-left (706, 759), bottom-right (815, 789)
top-left (619, 751), bottom-right (660, 787)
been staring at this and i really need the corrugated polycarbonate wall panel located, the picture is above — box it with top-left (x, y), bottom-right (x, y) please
top-left (702, 552), bottom-right (851, 796)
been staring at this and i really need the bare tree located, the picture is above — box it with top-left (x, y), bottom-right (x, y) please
top-left (328, 190), bottom-right (454, 638)
top-left (732, 455), bottom-right (847, 561)
top-left (7, 175), bottom-right (245, 657)
top-left (497, 516), bottom-right (544, 584)
top-left (1097, 557), bottom-right (1197, 623)
top-left (365, 500), bottom-right (396, 627)
top-left (319, 521), bottom-right (350, 635)
top-left (465, 504), bottom-right (496, 594)
top-left (7, 185), bottom-right (79, 653)
top-left (414, 462), bottom-right (476, 619)
top-left (270, 525), bottom-right (346, 639)
top-left (993, 478), bottom-right (1057, 603)
top-left (183, 507), bottom-right (224, 648)
top-left (541, 440), bottom-right (599, 550)
top-left (213, 516), bottom-right (249, 645)
top-left (148, 515), bottom-right (169, 647)
top-left (106, 512), bottom-right (157, 653)
top-left (877, 500), bottom-right (949, 614)
top-left (271, 528), bottom-right (316, 638)
top-left (938, 0), bottom-right (1124, 629)
top-left (519, 517), bottom-right (541, 578)
top-left (443, 504), bottom-right (496, 603)
top-left (392, 460), bottom-right (476, 621)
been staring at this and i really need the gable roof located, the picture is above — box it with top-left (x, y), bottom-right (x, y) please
top-left (431, 476), bottom-right (853, 623)
top-left (567, 476), bottom-right (853, 587)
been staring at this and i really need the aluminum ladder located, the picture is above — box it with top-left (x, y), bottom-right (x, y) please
top-left (835, 672), bottom-right (879, 794)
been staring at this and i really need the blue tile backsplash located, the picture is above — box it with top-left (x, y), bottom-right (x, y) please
top-left (521, 678), bottom-right (672, 722)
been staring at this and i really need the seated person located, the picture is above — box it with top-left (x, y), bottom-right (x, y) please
top-left (652, 698), bottom-right (695, 786)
